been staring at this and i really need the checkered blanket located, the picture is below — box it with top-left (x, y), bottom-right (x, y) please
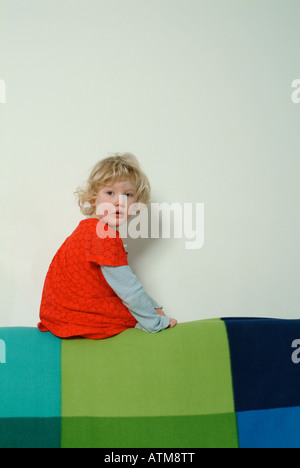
top-left (1, 318), bottom-right (300, 448)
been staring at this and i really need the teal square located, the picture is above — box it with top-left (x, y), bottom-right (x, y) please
top-left (0, 328), bottom-right (61, 418)
top-left (0, 418), bottom-right (61, 448)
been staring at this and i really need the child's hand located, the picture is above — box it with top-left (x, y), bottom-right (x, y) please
top-left (155, 308), bottom-right (177, 329)
top-left (168, 318), bottom-right (177, 328)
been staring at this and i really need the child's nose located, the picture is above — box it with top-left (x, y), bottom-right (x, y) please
top-left (116, 195), bottom-right (127, 207)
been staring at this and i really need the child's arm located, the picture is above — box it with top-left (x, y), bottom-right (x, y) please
top-left (147, 295), bottom-right (163, 310)
top-left (100, 264), bottom-right (173, 333)
top-left (147, 295), bottom-right (166, 317)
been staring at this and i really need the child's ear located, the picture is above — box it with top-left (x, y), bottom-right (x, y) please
top-left (90, 199), bottom-right (96, 207)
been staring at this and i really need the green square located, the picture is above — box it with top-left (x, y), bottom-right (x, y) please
top-left (61, 413), bottom-right (239, 448)
top-left (61, 320), bottom-right (234, 418)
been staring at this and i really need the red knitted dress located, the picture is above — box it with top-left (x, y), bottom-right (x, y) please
top-left (38, 218), bottom-right (137, 339)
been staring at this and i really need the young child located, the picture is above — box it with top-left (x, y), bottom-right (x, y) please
top-left (38, 153), bottom-right (177, 339)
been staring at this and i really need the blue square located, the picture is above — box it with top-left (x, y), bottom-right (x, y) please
top-left (238, 407), bottom-right (300, 448)
top-left (0, 328), bottom-right (61, 418)
top-left (223, 318), bottom-right (300, 412)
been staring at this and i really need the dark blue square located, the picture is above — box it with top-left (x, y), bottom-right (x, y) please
top-left (222, 318), bottom-right (300, 412)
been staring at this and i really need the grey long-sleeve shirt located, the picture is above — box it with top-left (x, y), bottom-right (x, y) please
top-left (100, 265), bottom-right (170, 333)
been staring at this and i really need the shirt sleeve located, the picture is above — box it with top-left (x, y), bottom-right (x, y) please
top-left (100, 265), bottom-right (170, 333)
top-left (147, 295), bottom-right (163, 310)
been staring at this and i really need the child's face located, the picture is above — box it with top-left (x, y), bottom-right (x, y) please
top-left (92, 179), bottom-right (137, 228)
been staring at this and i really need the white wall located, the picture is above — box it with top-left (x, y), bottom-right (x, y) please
top-left (0, 0), bottom-right (299, 327)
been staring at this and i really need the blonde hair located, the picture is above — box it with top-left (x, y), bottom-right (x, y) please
top-left (75, 153), bottom-right (151, 216)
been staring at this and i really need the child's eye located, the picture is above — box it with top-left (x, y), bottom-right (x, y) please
top-left (107, 191), bottom-right (113, 196)
top-left (125, 193), bottom-right (133, 197)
